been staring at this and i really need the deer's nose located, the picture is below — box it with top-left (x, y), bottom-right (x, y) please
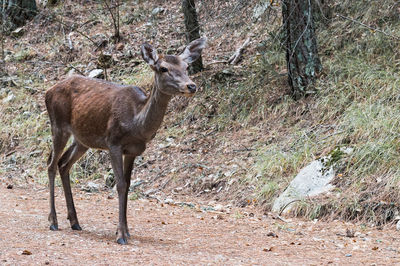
top-left (187, 84), bottom-right (197, 93)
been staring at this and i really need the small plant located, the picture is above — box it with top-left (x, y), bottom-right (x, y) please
top-left (129, 191), bottom-right (140, 201)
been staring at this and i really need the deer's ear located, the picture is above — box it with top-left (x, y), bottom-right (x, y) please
top-left (141, 43), bottom-right (159, 67)
top-left (180, 37), bottom-right (207, 64)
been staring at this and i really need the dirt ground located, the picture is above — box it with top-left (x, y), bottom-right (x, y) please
top-left (0, 185), bottom-right (400, 265)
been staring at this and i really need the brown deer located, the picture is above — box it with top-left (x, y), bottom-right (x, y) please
top-left (45, 37), bottom-right (206, 245)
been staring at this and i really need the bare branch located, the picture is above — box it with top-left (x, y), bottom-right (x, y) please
top-left (228, 37), bottom-right (251, 65)
top-left (336, 14), bottom-right (400, 41)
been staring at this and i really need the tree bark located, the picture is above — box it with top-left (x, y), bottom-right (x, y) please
top-left (1, 0), bottom-right (37, 30)
top-left (282, 0), bottom-right (322, 99)
top-left (182, 0), bottom-right (203, 73)
top-left (47, 0), bottom-right (58, 6)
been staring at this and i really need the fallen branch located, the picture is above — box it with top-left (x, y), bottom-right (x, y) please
top-left (228, 37), bottom-right (251, 65)
top-left (336, 14), bottom-right (400, 41)
top-left (67, 32), bottom-right (74, 50)
top-left (206, 37), bottom-right (251, 67)
top-left (207, 60), bottom-right (229, 66)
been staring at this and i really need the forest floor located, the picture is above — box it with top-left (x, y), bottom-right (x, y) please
top-left (1, 1), bottom-right (400, 265)
top-left (1, 184), bottom-right (400, 265)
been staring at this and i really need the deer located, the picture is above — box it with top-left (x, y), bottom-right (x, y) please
top-left (45, 37), bottom-right (206, 245)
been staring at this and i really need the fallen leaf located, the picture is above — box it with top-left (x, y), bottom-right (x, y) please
top-left (267, 232), bottom-right (278, 238)
top-left (263, 247), bottom-right (274, 252)
top-left (21, 250), bottom-right (32, 255)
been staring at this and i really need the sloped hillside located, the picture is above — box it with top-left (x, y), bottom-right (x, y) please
top-left (0, 0), bottom-right (400, 225)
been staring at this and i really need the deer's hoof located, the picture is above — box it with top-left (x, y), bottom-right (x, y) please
top-left (117, 237), bottom-right (128, 245)
top-left (49, 224), bottom-right (58, 231)
top-left (71, 224), bottom-right (82, 231)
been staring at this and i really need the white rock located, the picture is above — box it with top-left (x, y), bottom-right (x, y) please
top-left (88, 69), bottom-right (104, 78)
top-left (272, 156), bottom-right (335, 214)
top-left (252, 2), bottom-right (270, 21)
top-left (164, 198), bottom-right (174, 204)
top-left (396, 220), bottom-right (400, 231)
top-left (214, 204), bottom-right (224, 212)
top-left (2, 92), bottom-right (16, 103)
top-left (83, 181), bottom-right (100, 192)
top-left (152, 7), bottom-right (165, 16)
top-left (67, 69), bottom-right (76, 76)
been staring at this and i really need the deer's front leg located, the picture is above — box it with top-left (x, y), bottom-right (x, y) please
top-left (109, 145), bottom-right (129, 244)
top-left (123, 155), bottom-right (135, 238)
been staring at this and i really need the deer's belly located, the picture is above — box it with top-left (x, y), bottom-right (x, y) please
top-left (72, 132), bottom-right (108, 150)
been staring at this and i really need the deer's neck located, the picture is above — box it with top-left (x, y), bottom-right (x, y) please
top-left (136, 80), bottom-right (171, 141)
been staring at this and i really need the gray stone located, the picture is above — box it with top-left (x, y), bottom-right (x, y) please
top-left (252, 1), bottom-right (270, 21)
top-left (83, 181), bottom-right (100, 192)
top-left (272, 147), bottom-right (353, 214)
top-left (67, 69), bottom-right (76, 77)
top-left (164, 198), bottom-right (174, 204)
top-left (2, 92), bottom-right (16, 103)
top-left (214, 204), bottom-right (225, 212)
top-left (151, 7), bottom-right (165, 16)
top-left (272, 157), bottom-right (335, 214)
top-left (88, 69), bottom-right (104, 78)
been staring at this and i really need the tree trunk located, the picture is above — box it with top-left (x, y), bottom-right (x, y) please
top-left (1, 0), bottom-right (37, 30)
top-left (182, 0), bottom-right (203, 73)
top-left (47, 0), bottom-right (58, 6)
top-left (282, 0), bottom-right (322, 99)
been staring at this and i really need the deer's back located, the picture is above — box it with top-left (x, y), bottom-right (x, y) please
top-left (45, 75), bottom-right (148, 149)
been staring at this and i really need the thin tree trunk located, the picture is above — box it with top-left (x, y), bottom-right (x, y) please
top-left (1, 0), bottom-right (37, 30)
top-left (182, 0), bottom-right (203, 73)
top-left (282, 0), bottom-right (322, 99)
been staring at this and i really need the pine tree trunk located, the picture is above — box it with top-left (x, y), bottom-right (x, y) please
top-left (282, 0), bottom-right (322, 99)
top-left (1, 0), bottom-right (37, 30)
top-left (182, 0), bottom-right (203, 73)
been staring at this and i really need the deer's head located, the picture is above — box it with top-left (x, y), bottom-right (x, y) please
top-left (141, 37), bottom-right (207, 97)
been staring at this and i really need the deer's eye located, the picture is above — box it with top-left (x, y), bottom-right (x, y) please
top-left (160, 67), bottom-right (169, 73)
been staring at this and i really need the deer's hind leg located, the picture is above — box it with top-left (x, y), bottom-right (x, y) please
top-left (58, 139), bottom-right (88, 230)
top-left (48, 128), bottom-right (71, 231)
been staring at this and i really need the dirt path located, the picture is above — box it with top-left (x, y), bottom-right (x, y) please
top-left (0, 185), bottom-right (399, 265)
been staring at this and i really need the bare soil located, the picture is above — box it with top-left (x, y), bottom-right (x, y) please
top-left (1, 185), bottom-right (399, 265)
